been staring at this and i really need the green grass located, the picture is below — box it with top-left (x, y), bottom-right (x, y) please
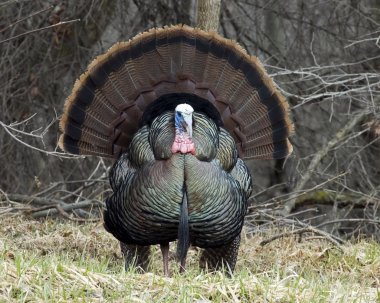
top-left (0, 217), bottom-right (379, 302)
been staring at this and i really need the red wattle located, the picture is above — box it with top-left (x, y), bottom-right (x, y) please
top-left (171, 135), bottom-right (196, 155)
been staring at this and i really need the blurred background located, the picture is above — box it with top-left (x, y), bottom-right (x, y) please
top-left (0, 0), bottom-right (379, 238)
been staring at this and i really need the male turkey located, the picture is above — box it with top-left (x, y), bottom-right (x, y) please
top-left (59, 25), bottom-right (293, 275)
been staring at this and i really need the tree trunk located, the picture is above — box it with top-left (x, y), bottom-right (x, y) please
top-left (196, 0), bottom-right (221, 32)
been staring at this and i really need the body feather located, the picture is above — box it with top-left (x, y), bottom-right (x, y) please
top-left (104, 112), bottom-right (252, 249)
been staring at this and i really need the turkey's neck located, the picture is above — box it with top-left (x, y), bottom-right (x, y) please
top-left (171, 117), bottom-right (195, 155)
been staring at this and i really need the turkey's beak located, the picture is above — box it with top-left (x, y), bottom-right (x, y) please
top-left (184, 115), bottom-right (193, 138)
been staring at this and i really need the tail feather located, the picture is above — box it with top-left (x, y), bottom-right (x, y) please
top-left (202, 35), bottom-right (226, 89)
top-left (63, 119), bottom-right (108, 144)
top-left (241, 97), bottom-right (293, 135)
top-left (141, 30), bottom-right (163, 85)
top-left (192, 28), bottom-right (210, 83)
top-left (59, 25), bottom-right (293, 160)
top-left (244, 140), bottom-right (293, 160)
top-left (113, 46), bottom-right (142, 99)
top-left (177, 185), bottom-right (189, 270)
top-left (180, 28), bottom-right (196, 78)
top-left (90, 69), bottom-right (122, 107)
top-left (167, 26), bottom-right (183, 77)
top-left (59, 135), bottom-right (111, 156)
top-left (243, 122), bottom-right (293, 150)
top-left (155, 27), bottom-right (171, 79)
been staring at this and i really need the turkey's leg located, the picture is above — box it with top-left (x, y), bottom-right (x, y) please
top-left (160, 242), bottom-right (170, 276)
top-left (120, 242), bottom-right (150, 272)
top-left (199, 234), bottom-right (241, 276)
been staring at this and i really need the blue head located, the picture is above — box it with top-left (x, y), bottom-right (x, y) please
top-left (175, 104), bottom-right (194, 138)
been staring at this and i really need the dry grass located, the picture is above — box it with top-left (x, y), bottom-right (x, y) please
top-left (0, 217), bottom-right (379, 303)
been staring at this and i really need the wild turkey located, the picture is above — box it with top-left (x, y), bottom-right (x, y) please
top-left (58, 25), bottom-right (293, 275)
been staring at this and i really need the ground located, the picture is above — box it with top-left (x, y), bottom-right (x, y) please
top-left (0, 216), bottom-right (379, 302)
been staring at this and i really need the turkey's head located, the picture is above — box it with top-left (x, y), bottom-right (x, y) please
top-left (171, 103), bottom-right (196, 155)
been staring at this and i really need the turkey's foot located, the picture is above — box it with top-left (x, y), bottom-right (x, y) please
top-left (179, 257), bottom-right (187, 273)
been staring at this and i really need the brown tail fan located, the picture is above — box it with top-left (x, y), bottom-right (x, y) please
top-left (59, 24), bottom-right (293, 160)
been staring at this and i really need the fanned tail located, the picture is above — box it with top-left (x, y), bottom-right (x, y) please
top-left (59, 24), bottom-right (293, 160)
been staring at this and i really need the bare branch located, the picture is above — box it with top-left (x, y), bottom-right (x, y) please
top-left (0, 6), bottom-right (53, 34)
top-left (259, 226), bottom-right (344, 249)
top-left (284, 112), bottom-right (368, 214)
top-left (0, 19), bottom-right (80, 45)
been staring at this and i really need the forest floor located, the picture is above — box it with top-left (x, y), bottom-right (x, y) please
top-left (0, 216), bottom-right (379, 303)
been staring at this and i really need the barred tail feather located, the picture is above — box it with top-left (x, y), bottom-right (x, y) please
top-left (59, 25), bottom-right (293, 160)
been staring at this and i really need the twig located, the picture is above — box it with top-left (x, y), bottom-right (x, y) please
top-left (23, 203), bottom-right (100, 222)
top-left (260, 226), bottom-right (344, 249)
top-left (30, 200), bottom-right (103, 219)
top-left (253, 210), bottom-right (346, 245)
top-left (317, 218), bottom-right (380, 229)
top-left (0, 189), bottom-right (10, 205)
top-left (2, 193), bottom-right (103, 220)
top-left (55, 204), bottom-right (99, 222)
top-left (0, 120), bottom-right (81, 159)
top-left (0, 6), bottom-right (53, 34)
top-left (5, 193), bottom-right (68, 206)
top-left (0, 0), bottom-right (30, 7)
top-left (0, 19), bottom-right (80, 45)
top-left (0, 208), bottom-right (14, 215)
top-left (292, 189), bottom-right (379, 209)
top-left (283, 113), bottom-right (368, 214)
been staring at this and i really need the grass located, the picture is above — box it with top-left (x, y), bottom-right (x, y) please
top-left (0, 217), bottom-right (379, 302)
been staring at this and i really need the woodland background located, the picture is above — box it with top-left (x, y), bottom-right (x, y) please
top-left (0, 0), bottom-right (379, 240)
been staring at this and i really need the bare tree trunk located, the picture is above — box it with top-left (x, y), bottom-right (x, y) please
top-left (196, 0), bottom-right (221, 32)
